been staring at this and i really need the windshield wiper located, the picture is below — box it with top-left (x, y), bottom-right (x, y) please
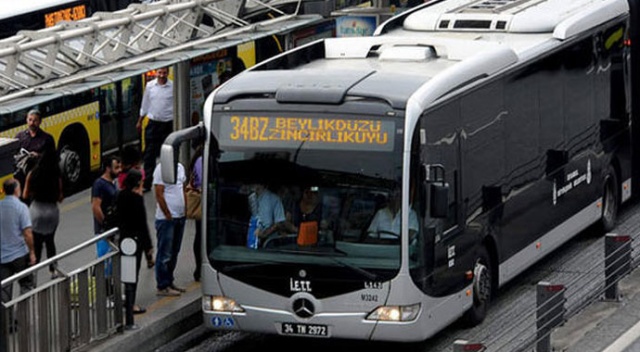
top-left (329, 257), bottom-right (377, 281)
top-left (263, 246), bottom-right (347, 256)
top-left (221, 261), bottom-right (278, 273)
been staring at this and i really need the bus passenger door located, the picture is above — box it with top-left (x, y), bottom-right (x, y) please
top-left (99, 83), bottom-right (119, 152)
top-left (99, 77), bottom-right (142, 154)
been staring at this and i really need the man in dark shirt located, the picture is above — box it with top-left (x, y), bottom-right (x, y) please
top-left (14, 109), bottom-right (56, 189)
top-left (92, 156), bottom-right (121, 234)
top-left (15, 109), bottom-right (55, 159)
top-left (91, 155), bottom-right (121, 256)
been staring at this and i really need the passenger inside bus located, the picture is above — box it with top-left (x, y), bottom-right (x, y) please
top-left (246, 183), bottom-right (286, 247)
top-left (284, 186), bottom-right (327, 246)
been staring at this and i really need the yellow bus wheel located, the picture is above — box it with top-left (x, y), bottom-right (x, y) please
top-left (59, 145), bottom-right (81, 183)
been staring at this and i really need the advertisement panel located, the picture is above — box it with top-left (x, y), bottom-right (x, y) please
top-left (290, 18), bottom-right (336, 47)
top-left (335, 15), bottom-right (378, 37)
top-left (189, 43), bottom-right (255, 124)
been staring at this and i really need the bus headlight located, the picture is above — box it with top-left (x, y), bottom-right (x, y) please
top-left (203, 296), bottom-right (245, 313)
top-left (366, 303), bottom-right (420, 322)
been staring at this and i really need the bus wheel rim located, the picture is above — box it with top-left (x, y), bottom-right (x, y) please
top-left (603, 181), bottom-right (616, 223)
top-left (60, 146), bottom-right (81, 183)
top-left (474, 262), bottom-right (490, 303)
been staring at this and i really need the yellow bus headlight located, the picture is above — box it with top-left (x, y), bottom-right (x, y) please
top-left (366, 303), bottom-right (420, 322)
top-left (203, 296), bottom-right (245, 313)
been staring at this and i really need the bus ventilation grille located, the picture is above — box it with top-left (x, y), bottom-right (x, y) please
top-left (455, 0), bottom-right (543, 14)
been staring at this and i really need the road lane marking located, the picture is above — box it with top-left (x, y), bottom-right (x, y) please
top-left (61, 196), bottom-right (89, 213)
top-left (602, 320), bottom-right (640, 352)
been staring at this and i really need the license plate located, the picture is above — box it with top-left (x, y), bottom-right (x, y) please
top-left (281, 322), bottom-right (328, 337)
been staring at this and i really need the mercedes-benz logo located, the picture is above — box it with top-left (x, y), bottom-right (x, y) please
top-left (292, 298), bottom-right (315, 318)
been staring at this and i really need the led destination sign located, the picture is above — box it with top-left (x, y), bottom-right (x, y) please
top-left (219, 115), bottom-right (395, 151)
top-left (44, 5), bottom-right (87, 28)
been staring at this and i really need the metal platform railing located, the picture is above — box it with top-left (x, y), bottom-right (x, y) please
top-left (1, 228), bottom-right (122, 352)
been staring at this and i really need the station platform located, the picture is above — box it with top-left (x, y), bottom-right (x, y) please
top-left (56, 186), bottom-right (206, 352)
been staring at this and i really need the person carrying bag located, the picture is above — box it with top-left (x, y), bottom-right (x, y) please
top-left (185, 173), bottom-right (201, 221)
top-left (187, 145), bottom-right (203, 281)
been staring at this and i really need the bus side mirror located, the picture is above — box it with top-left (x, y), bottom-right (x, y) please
top-left (424, 163), bottom-right (448, 218)
top-left (430, 183), bottom-right (449, 218)
top-left (160, 123), bottom-right (204, 184)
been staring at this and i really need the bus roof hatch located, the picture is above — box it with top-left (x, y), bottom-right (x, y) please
top-left (275, 69), bottom-right (374, 104)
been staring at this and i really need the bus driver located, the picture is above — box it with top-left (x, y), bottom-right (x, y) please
top-left (367, 188), bottom-right (419, 240)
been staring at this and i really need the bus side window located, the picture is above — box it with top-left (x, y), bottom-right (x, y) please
top-left (421, 102), bottom-right (461, 233)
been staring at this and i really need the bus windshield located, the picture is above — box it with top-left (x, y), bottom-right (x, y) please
top-left (206, 112), bottom-right (407, 282)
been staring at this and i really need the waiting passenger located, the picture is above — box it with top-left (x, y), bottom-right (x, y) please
top-left (0, 178), bottom-right (35, 302)
top-left (118, 145), bottom-right (145, 190)
top-left (13, 109), bottom-right (55, 196)
top-left (117, 169), bottom-right (154, 330)
top-left (22, 150), bottom-right (64, 279)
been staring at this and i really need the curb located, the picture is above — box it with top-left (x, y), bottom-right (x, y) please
top-left (89, 290), bottom-right (202, 352)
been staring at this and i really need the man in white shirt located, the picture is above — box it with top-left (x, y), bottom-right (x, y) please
top-left (138, 67), bottom-right (174, 191)
top-left (367, 189), bottom-right (419, 240)
top-left (153, 162), bottom-right (187, 296)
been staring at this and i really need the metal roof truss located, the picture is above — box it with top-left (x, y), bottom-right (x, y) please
top-left (0, 0), bottom-right (299, 97)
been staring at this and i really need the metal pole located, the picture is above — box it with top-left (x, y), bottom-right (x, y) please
top-left (536, 282), bottom-right (566, 352)
top-left (174, 61), bottom-right (192, 167)
top-left (604, 233), bottom-right (632, 301)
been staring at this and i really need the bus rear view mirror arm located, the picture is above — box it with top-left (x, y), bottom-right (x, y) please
top-left (160, 123), bottom-right (204, 184)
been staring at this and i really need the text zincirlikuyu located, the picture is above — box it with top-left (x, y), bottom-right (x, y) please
top-left (227, 116), bottom-right (390, 145)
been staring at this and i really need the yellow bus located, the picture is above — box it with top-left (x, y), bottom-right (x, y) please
top-left (0, 137), bottom-right (19, 199)
top-left (0, 77), bottom-right (142, 192)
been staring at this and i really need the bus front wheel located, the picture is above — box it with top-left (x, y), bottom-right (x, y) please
top-left (463, 246), bottom-right (492, 326)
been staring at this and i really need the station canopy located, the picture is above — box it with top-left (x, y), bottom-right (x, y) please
top-left (0, 0), bottom-right (323, 108)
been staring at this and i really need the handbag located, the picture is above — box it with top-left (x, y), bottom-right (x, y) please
top-left (102, 203), bottom-right (119, 232)
top-left (185, 174), bottom-right (202, 220)
top-left (13, 148), bottom-right (38, 176)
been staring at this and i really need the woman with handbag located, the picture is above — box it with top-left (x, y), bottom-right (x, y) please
top-left (186, 145), bottom-right (203, 281)
top-left (22, 150), bottom-right (63, 279)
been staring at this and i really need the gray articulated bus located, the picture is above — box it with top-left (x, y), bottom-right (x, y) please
top-left (162, 0), bottom-right (639, 342)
